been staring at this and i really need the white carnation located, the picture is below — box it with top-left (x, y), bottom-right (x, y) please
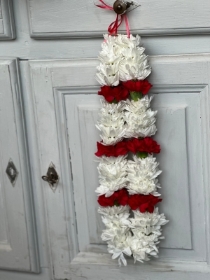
top-left (96, 101), bottom-right (126, 145)
top-left (96, 34), bottom-right (151, 86)
top-left (96, 156), bottom-right (128, 197)
top-left (127, 155), bottom-right (162, 195)
top-left (123, 97), bottom-right (157, 138)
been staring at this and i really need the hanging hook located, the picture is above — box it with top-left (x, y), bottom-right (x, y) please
top-left (113, 1), bottom-right (140, 15)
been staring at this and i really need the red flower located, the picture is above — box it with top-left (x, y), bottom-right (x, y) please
top-left (98, 194), bottom-right (114, 207)
top-left (126, 138), bottom-right (161, 154)
top-left (115, 141), bottom-right (129, 156)
top-left (98, 189), bottom-right (129, 207)
top-left (98, 190), bottom-right (161, 212)
top-left (128, 194), bottom-right (162, 213)
top-left (95, 141), bottom-right (129, 157)
top-left (127, 194), bottom-right (140, 210)
top-left (98, 85), bottom-right (129, 103)
top-left (123, 80), bottom-right (152, 95)
top-left (143, 137), bottom-right (160, 154)
top-left (126, 138), bottom-right (141, 154)
top-left (116, 189), bottom-right (129, 206)
top-left (95, 142), bottom-right (115, 157)
top-left (139, 195), bottom-right (162, 213)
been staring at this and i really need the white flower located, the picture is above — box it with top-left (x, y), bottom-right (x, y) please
top-left (96, 62), bottom-right (120, 86)
top-left (98, 205), bottom-right (130, 216)
top-left (123, 97), bottom-right (157, 138)
top-left (127, 233), bottom-right (159, 263)
top-left (101, 211), bottom-right (130, 232)
top-left (119, 50), bottom-right (151, 81)
top-left (96, 34), bottom-right (151, 86)
top-left (96, 156), bottom-right (128, 197)
top-left (98, 207), bottom-right (168, 266)
top-left (127, 155), bottom-right (162, 195)
top-left (96, 101), bottom-right (126, 145)
top-left (129, 208), bottom-right (169, 236)
top-left (101, 214), bottom-right (130, 243)
top-left (107, 232), bottom-right (132, 266)
top-left (96, 32), bottom-right (168, 266)
top-left (99, 205), bottom-right (132, 266)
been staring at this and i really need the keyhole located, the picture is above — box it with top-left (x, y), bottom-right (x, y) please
top-left (9, 167), bottom-right (15, 178)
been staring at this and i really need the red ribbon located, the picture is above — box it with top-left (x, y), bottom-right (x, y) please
top-left (96, 0), bottom-right (130, 37)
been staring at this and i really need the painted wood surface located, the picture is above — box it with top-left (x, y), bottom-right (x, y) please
top-left (0, 1), bottom-right (209, 59)
top-left (66, 92), bottom-right (205, 261)
top-left (0, 59), bottom-right (39, 272)
top-left (27, 0), bottom-right (210, 38)
top-left (27, 55), bottom-right (210, 279)
top-left (0, 0), bottom-right (15, 40)
top-left (1, 1), bottom-right (210, 280)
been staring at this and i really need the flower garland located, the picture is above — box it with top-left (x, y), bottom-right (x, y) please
top-left (94, 10), bottom-right (168, 266)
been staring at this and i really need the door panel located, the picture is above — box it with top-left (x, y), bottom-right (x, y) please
top-left (0, 0), bottom-right (15, 40)
top-left (28, 55), bottom-right (210, 279)
top-left (0, 59), bottom-right (39, 272)
top-left (65, 91), bottom-right (205, 262)
top-left (27, 0), bottom-right (210, 38)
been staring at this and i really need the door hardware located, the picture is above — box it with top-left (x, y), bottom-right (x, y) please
top-left (42, 162), bottom-right (59, 192)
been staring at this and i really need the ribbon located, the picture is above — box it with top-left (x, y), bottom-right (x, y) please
top-left (96, 0), bottom-right (130, 37)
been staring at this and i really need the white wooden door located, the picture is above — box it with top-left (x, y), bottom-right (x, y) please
top-left (0, 58), bottom-right (39, 272)
top-left (1, 1), bottom-right (210, 280)
top-left (0, 0), bottom-right (15, 40)
top-left (23, 55), bottom-right (210, 279)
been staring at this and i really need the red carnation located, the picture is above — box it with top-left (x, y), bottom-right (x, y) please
top-left (143, 137), bottom-right (161, 154)
top-left (123, 80), bottom-right (152, 95)
top-left (126, 138), bottom-right (142, 154)
top-left (95, 141), bottom-right (129, 157)
top-left (115, 141), bottom-right (129, 156)
top-left (128, 194), bottom-right (162, 213)
top-left (116, 189), bottom-right (129, 206)
top-left (127, 194), bottom-right (141, 210)
top-left (98, 189), bottom-right (129, 207)
top-left (126, 138), bottom-right (161, 155)
top-left (95, 142), bottom-right (115, 157)
top-left (98, 85), bottom-right (129, 103)
top-left (139, 195), bottom-right (162, 213)
top-left (98, 194), bottom-right (114, 207)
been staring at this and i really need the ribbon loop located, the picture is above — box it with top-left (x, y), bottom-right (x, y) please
top-left (96, 0), bottom-right (113, 10)
top-left (96, 0), bottom-right (130, 37)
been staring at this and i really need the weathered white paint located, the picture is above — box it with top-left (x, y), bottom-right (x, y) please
top-left (0, 0), bottom-right (15, 40)
top-left (1, 1), bottom-right (210, 280)
top-left (0, 59), bottom-right (39, 272)
top-left (0, 1), bottom-right (210, 59)
top-left (25, 55), bottom-right (210, 279)
top-left (0, 267), bottom-right (51, 280)
top-left (27, 0), bottom-right (210, 38)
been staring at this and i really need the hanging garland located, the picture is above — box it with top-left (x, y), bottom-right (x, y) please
top-left (95, 1), bottom-right (168, 266)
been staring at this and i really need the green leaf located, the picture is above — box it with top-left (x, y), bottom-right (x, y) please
top-left (111, 99), bottom-right (117, 104)
top-left (130, 91), bottom-right (143, 101)
top-left (136, 152), bottom-right (148, 158)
